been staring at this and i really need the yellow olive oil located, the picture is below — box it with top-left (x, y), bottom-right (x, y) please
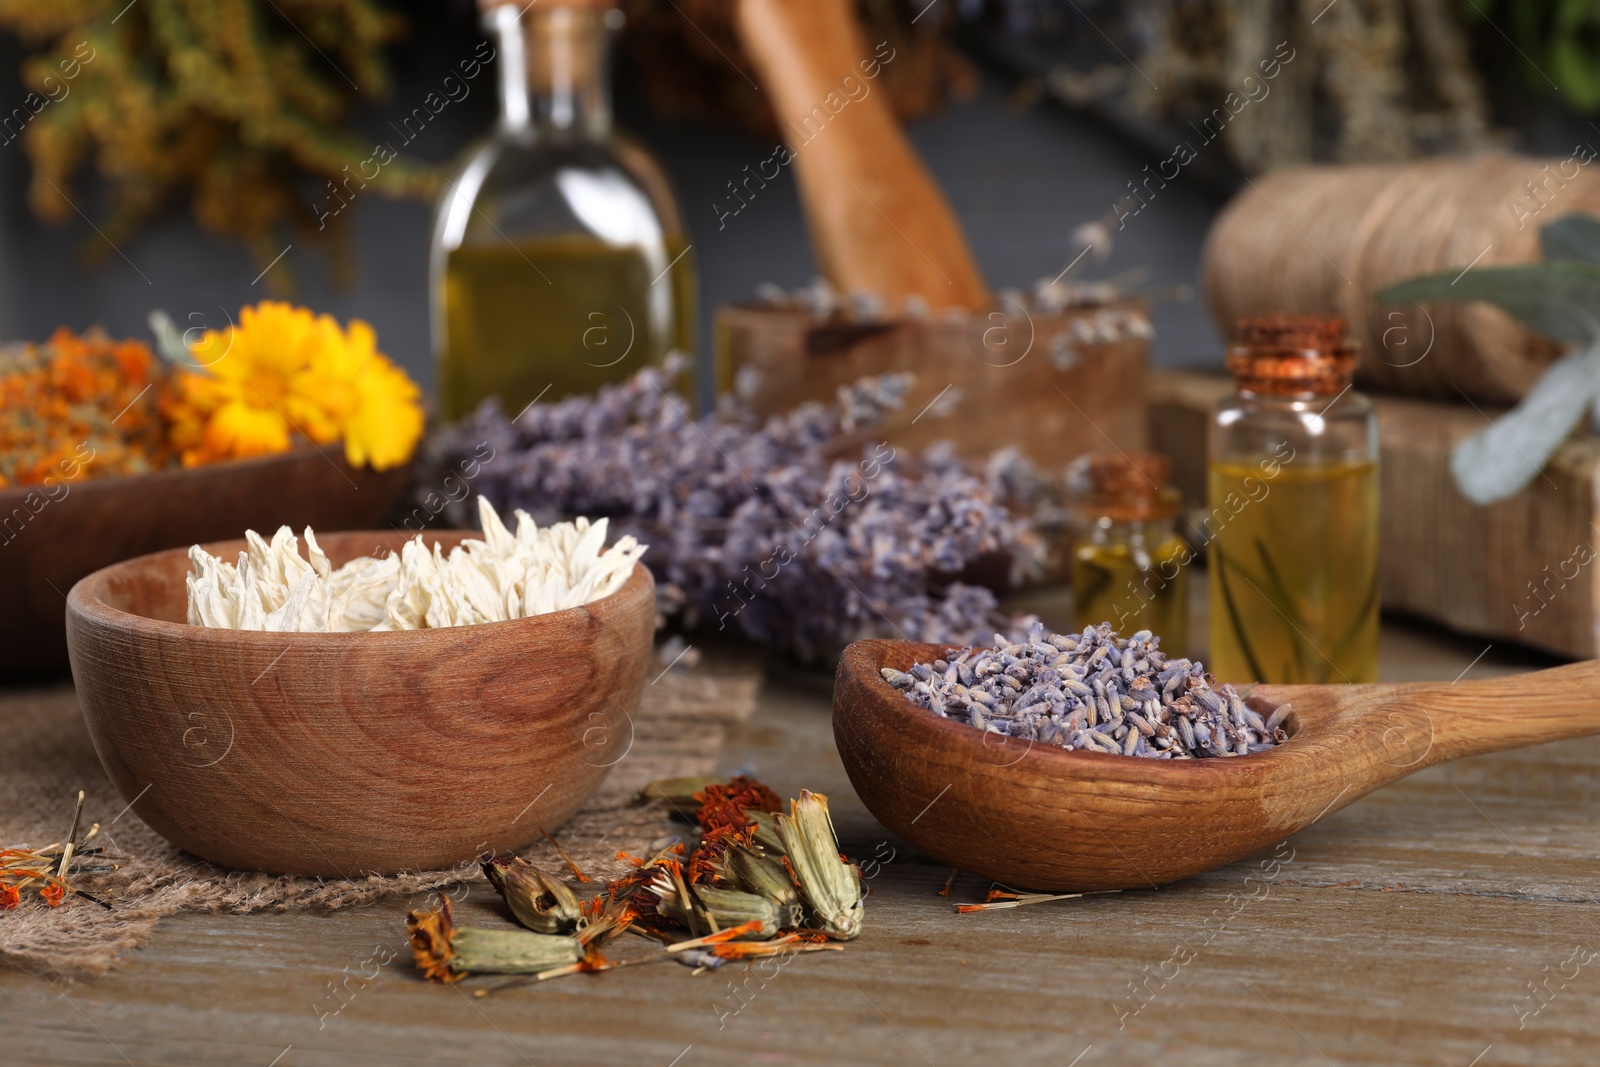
top-left (438, 233), bottom-right (695, 420)
top-left (1072, 531), bottom-right (1190, 652)
top-left (1206, 458), bottom-right (1379, 684)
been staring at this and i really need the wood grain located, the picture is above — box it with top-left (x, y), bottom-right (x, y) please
top-left (719, 302), bottom-right (1149, 466)
top-left (0, 445), bottom-right (410, 680)
top-left (735, 0), bottom-right (988, 309)
top-left (5, 618), bottom-right (1598, 1067)
top-left (64, 531), bottom-right (656, 877)
top-left (833, 638), bottom-right (1600, 891)
top-left (1149, 369), bottom-right (1600, 659)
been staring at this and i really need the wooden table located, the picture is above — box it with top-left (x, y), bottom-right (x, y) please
top-left (5, 587), bottom-right (1598, 1067)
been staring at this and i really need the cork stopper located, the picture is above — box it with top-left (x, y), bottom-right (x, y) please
top-left (1226, 313), bottom-right (1358, 397)
top-left (1071, 451), bottom-right (1177, 522)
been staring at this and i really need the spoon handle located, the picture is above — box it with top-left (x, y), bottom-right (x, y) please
top-left (1409, 659), bottom-right (1600, 763)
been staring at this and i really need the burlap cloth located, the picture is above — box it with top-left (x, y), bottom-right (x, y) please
top-left (0, 649), bottom-right (763, 977)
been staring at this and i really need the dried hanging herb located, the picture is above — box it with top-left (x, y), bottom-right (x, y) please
top-left (425, 357), bottom-right (1040, 660)
top-left (0, 0), bottom-right (436, 279)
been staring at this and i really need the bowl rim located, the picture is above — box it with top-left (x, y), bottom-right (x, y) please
top-left (66, 529), bottom-right (655, 646)
top-left (0, 442), bottom-right (393, 507)
top-left (837, 638), bottom-right (1305, 783)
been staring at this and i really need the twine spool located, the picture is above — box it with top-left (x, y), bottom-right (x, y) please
top-left (1202, 155), bottom-right (1596, 402)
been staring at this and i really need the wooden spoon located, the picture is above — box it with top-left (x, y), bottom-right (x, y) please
top-left (736, 0), bottom-right (989, 309)
top-left (834, 639), bottom-right (1594, 892)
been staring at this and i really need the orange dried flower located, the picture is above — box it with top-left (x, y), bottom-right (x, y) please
top-left (406, 895), bottom-right (462, 984)
top-left (40, 881), bottom-right (66, 907)
top-left (0, 884), bottom-right (19, 910)
top-left (694, 775), bottom-right (782, 832)
top-left (687, 822), bottom-right (754, 884)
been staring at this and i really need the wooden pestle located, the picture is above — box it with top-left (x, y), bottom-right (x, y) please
top-left (736, 0), bottom-right (989, 309)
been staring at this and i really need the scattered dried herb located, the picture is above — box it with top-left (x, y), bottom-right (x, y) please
top-left (0, 791), bottom-right (114, 911)
top-left (481, 854), bottom-right (580, 935)
top-left (406, 896), bottom-right (586, 983)
top-left (776, 791), bottom-right (864, 942)
top-left (408, 776), bottom-right (864, 986)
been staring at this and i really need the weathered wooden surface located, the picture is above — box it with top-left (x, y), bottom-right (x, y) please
top-left (719, 302), bottom-right (1149, 466)
top-left (1150, 369), bottom-right (1600, 660)
top-left (5, 587), bottom-right (1598, 1066)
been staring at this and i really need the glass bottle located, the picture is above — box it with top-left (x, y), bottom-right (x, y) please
top-left (1207, 314), bottom-right (1379, 685)
top-left (431, 0), bottom-right (697, 420)
top-left (1069, 451), bottom-right (1190, 653)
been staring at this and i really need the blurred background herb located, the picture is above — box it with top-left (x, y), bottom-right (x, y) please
top-left (0, 0), bottom-right (437, 286)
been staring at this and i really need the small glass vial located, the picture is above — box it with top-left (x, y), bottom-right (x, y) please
top-left (431, 0), bottom-right (697, 420)
top-left (1069, 451), bottom-right (1189, 652)
top-left (1208, 314), bottom-right (1379, 684)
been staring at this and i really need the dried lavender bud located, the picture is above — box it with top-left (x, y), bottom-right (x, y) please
top-left (480, 854), bottom-right (580, 935)
top-left (425, 355), bottom-right (1041, 659)
top-left (883, 621), bottom-right (1285, 760)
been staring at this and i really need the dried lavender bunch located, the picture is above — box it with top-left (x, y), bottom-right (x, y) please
top-left (883, 622), bottom-right (1289, 759)
top-left (426, 356), bottom-right (1039, 659)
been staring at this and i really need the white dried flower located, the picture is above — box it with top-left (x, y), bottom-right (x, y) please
top-left (185, 499), bottom-right (647, 632)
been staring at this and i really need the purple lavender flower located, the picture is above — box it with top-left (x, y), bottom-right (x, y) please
top-left (422, 357), bottom-right (1040, 660)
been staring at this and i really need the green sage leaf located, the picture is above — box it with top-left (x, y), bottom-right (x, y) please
top-left (1541, 214), bottom-right (1600, 267)
top-left (1451, 341), bottom-right (1600, 504)
top-left (1377, 262), bottom-right (1600, 344)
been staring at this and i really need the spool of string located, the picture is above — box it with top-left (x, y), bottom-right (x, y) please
top-left (1201, 155), bottom-right (1599, 402)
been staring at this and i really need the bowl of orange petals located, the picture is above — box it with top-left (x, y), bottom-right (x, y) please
top-left (0, 304), bottom-right (424, 678)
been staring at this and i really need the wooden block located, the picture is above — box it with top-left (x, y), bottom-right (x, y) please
top-left (1149, 370), bottom-right (1598, 660)
top-left (717, 302), bottom-right (1150, 464)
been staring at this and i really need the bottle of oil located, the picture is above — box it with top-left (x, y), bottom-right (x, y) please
top-left (1069, 451), bottom-right (1189, 652)
top-left (431, 0), bottom-right (696, 420)
top-left (1207, 314), bottom-right (1379, 685)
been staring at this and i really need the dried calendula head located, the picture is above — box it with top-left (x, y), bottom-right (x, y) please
top-left (648, 863), bottom-right (786, 939)
top-left (686, 822), bottom-right (755, 884)
top-left (406, 894), bottom-right (584, 982)
top-left (481, 853), bottom-right (580, 935)
top-left (720, 843), bottom-right (804, 924)
top-left (746, 809), bottom-right (786, 854)
top-left (777, 790), bottom-right (864, 941)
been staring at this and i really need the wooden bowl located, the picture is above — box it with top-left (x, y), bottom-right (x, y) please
top-left (65, 531), bottom-right (656, 876)
top-left (833, 639), bottom-right (1297, 892)
top-left (1, 446), bottom-right (410, 680)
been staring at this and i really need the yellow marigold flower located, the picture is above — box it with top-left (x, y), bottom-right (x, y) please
top-left (295, 319), bottom-right (425, 471)
top-left (168, 302), bottom-right (423, 470)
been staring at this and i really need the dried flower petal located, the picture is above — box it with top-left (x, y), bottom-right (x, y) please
top-left (694, 776), bottom-right (782, 832)
top-left (406, 895), bottom-right (461, 983)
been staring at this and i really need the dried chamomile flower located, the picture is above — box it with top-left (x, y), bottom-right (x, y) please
top-left (184, 497), bottom-right (647, 633)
